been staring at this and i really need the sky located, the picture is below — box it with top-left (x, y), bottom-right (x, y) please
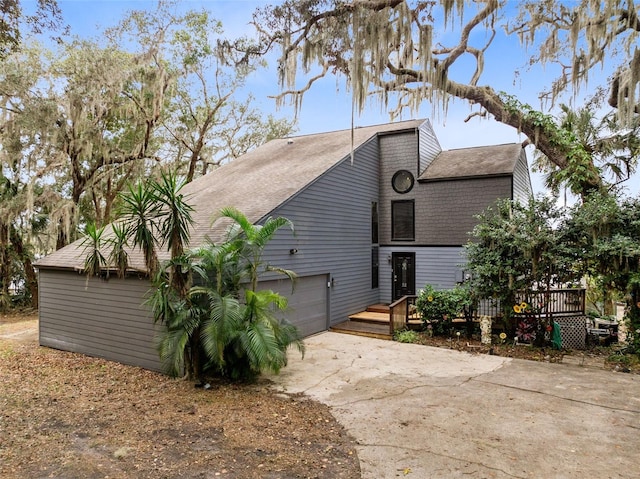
top-left (23, 0), bottom-right (640, 199)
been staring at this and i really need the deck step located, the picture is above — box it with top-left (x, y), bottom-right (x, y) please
top-left (366, 303), bottom-right (390, 314)
top-left (348, 311), bottom-right (390, 323)
top-left (349, 311), bottom-right (422, 326)
top-left (330, 320), bottom-right (391, 340)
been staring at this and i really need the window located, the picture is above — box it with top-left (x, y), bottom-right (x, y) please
top-left (392, 200), bottom-right (415, 241)
top-left (371, 246), bottom-right (379, 289)
top-left (391, 170), bottom-right (414, 194)
top-left (371, 202), bottom-right (379, 244)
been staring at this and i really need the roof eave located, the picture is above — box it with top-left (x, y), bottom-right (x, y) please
top-left (418, 172), bottom-right (513, 183)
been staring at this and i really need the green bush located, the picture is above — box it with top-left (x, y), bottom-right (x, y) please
top-left (393, 329), bottom-right (419, 343)
top-left (415, 284), bottom-right (472, 336)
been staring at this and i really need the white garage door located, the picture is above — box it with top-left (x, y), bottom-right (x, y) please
top-left (259, 274), bottom-right (328, 337)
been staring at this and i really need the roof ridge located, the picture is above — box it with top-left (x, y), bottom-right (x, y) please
top-left (281, 118), bottom-right (426, 140)
top-left (442, 142), bottom-right (521, 152)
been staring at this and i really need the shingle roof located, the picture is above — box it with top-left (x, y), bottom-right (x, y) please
top-left (418, 143), bottom-right (523, 181)
top-left (36, 119), bottom-right (425, 272)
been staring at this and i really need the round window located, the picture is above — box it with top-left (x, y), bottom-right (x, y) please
top-left (391, 170), bottom-right (414, 194)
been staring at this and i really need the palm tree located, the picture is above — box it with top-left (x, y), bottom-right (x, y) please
top-left (155, 208), bottom-right (303, 381)
top-left (218, 206), bottom-right (296, 292)
top-left (95, 179), bottom-right (302, 381)
top-left (230, 288), bottom-right (304, 379)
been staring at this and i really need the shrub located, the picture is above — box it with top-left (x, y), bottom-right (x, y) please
top-left (415, 284), bottom-right (472, 336)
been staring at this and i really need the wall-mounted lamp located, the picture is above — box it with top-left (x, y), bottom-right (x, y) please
top-left (387, 255), bottom-right (392, 264)
top-left (289, 248), bottom-right (298, 255)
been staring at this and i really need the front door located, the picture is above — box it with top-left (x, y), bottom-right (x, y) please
top-left (392, 252), bottom-right (415, 301)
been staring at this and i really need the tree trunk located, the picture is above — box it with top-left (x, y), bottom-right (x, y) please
top-left (12, 226), bottom-right (38, 310)
top-left (0, 224), bottom-right (10, 310)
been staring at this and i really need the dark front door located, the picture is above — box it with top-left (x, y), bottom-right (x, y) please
top-left (392, 252), bottom-right (415, 301)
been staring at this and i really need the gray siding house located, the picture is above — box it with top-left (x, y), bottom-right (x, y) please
top-left (36, 119), bottom-right (532, 371)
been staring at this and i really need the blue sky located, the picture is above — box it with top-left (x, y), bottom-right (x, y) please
top-left (24, 0), bottom-right (640, 198)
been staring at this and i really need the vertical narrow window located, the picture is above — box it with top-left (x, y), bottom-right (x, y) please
top-left (371, 201), bottom-right (379, 244)
top-left (391, 200), bottom-right (415, 241)
top-left (371, 246), bottom-right (379, 289)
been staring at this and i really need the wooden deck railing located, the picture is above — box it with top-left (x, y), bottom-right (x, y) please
top-left (385, 289), bottom-right (585, 338)
top-left (473, 288), bottom-right (586, 320)
top-left (516, 288), bottom-right (586, 316)
top-left (387, 289), bottom-right (585, 337)
top-left (388, 295), bottom-right (417, 335)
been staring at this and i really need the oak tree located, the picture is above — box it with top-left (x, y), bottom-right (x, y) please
top-left (252, 0), bottom-right (639, 194)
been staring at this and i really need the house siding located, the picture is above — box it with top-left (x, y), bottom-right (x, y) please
top-left (261, 136), bottom-right (382, 324)
top-left (513, 148), bottom-right (533, 203)
top-left (416, 176), bottom-right (513, 245)
top-left (418, 120), bottom-right (442, 173)
top-left (378, 131), bottom-right (513, 247)
top-left (379, 131), bottom-right (421, 244)
top-left (378, 246), bottom-right (466, 303)
top-left (38, 270), bottom-right (162, 372)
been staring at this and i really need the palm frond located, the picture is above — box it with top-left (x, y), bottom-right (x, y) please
top-left (243, 321), bottom-right (286, 374)
top-left (200, 292), bottom-right (242, 369)
top-left (156, 306), bottom-right (202, 377)
top-left (256, 216), bottom-right (295, 246)
top-left (264, 266), bottom-right (298, 289)
top-left (218, 206), bottom-right (253, 240)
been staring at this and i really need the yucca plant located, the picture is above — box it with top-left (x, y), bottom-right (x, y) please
top-left (80, 223), bottom-right (107, 277)
top-left (107, 222), bottom-right (129, 278)
top-left (152, 170), bottom-right (194, 297)
top-left (118, 181), bottom-right (161, 277)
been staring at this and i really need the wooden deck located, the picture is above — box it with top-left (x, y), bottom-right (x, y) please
top-left (330, 289), bottom-right (588, 342)
top-left (330, 304), bottom-right (421, 340)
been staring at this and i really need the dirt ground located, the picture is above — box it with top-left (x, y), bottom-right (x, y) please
top-left (0, 312), bottom-right (361, 479)
top-left (411, 330), bottom-right (640, 373)
top-left (2, 312), bottom-right (637, 479)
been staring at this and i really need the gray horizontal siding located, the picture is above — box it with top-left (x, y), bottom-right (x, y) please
top-left (418, 120), bottom-right (442, 173)
top-left (513, 148), bottom-right (533, 203)
top-left (415, 176), bottom-right (513, 245)
top-left (379, 131), bottom-right (420, 244)
top-left (38, 270), bottom-right (162, 372)
top-left (379, 161), bottom-right (512, 246)
top-left (379, 246), bottom-right (466, 304)
top-left (262, 135), bottom-right (382, 324)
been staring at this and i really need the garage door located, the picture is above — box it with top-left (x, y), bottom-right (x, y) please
top-left (259, 274), bottom-right (328, 337)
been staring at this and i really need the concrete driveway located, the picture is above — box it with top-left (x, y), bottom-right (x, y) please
top-left (269, 332), bottom-right (640, 479)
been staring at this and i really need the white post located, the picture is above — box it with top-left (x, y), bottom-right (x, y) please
top-left (616, 302), bottom-right (627, 344)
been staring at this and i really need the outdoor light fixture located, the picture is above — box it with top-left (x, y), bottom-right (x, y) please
top-left (289, 248), bottom-right (298, 255)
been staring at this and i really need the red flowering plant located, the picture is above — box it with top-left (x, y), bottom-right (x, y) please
top-left (513, 302), bottom-right (538, 343)
top-left (514, 299), bottom-right (556, 346)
